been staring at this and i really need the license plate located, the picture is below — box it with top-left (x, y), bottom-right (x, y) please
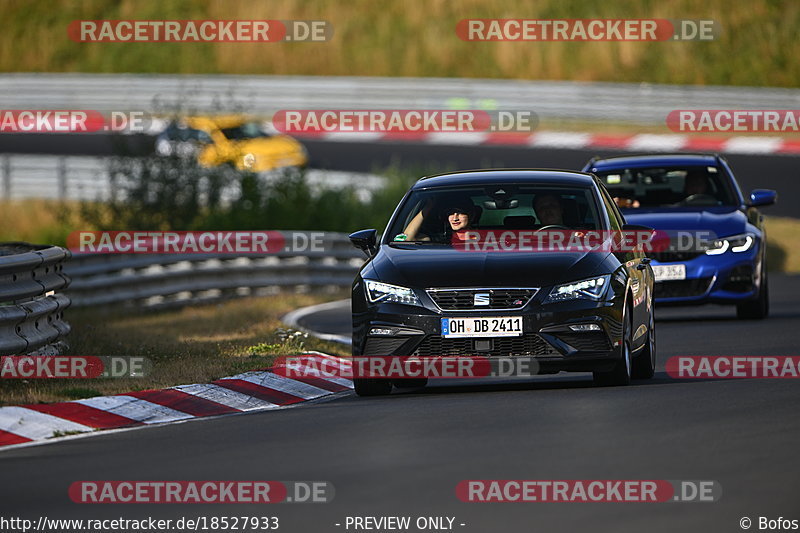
top-left (441, 317), bottom-right (523, 338)
top-left (652, 264), bottom-right (686, 282)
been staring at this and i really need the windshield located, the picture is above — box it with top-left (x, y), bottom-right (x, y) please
top-left (386, 184), bottom-right (602, 244)
top-left (219, 122), bottom-right (270, 140)
top-left (594, 165), bottom-right (737, 208)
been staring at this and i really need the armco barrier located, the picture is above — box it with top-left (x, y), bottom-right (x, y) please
top-left (63, 232), bottom-right (364, 309)
top-left (2, 73), bottom-right (799, 125)
top-left (0, 155), bottom-right (388, 201)
top-left (0, 244), bottom-right (71, 356)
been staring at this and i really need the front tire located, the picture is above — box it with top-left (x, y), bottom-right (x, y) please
top-left (594, 303), bottom-right (632, 387)
top-left (632, 305), bottom-right (656, 379)
top-left (737, 271), bottom-right (769, 320)
top-left (353, 378), bottom-right (392, 397)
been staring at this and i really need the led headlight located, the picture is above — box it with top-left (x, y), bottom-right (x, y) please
top-left (545, 275), bottom-right (610, 303)
top-left (364, 280), bottom-right (421, 306)
top-left (705, 233), bottom-right (756, 255)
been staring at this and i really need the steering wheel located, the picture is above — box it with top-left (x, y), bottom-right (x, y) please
top-left (536, 224), bottom-right (570, 231)
top-left (680, 194), bottom-right (718, 206)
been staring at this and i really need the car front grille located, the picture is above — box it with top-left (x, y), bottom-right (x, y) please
top-left (426, 288), bottom-right (538, 311)
top-left (649, 251), bottom-right (704, 263)
top-left (412, 334), bottom-right (559, 358)
top-left (654, 277), bottom-right (714, 298)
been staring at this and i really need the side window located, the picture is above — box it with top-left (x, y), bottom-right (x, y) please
top-left (596, 182), bottom-right (622, 231)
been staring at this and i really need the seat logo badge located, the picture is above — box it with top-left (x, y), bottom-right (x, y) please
top-left (474, 293), bottom-right (490, 306)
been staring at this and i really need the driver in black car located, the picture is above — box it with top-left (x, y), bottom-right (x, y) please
top-left (398, 197), bottom-right (476, 242)
top-left (533, 193), bottom-right (565, 226)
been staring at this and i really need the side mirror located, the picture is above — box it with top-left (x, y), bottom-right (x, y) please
top-left (621, 224), bottom-right (657, 254)
top-left (349, 229), bottom-right (378, 257)
top-left (749, 189), bottom-right (777, 207)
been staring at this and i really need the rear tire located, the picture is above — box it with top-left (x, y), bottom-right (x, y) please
top-left (353, 378), bottom-right (393, 397)
top-left (737, 271), bottom-right (769, 320)
top-left (632, 305), bottom-right (656, 379)
top-left (594, 302), bottom-right (632, 387)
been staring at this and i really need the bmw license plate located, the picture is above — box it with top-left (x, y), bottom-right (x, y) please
top-left (652, 264), bottom-right (686, 282)
top-left (441, 317), bottom-right (523, 338)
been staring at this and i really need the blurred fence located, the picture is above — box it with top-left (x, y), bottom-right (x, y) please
top-left (2, 73), bottom-right (799, 125)
top-left (0, 154), bottom-right (386, 201)
top-left (0, 233), bottom-right (363, 354)
top-left (0, 244), bottom-right (71, 356)
top-left (63, 232), bottom-right (363, 309)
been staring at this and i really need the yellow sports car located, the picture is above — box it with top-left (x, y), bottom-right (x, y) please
top-left (155, 115), bottom-right (308, 171)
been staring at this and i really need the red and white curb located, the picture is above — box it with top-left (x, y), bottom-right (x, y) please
top-left (124, 119), bottom-right (800, 156)
top-left (0, 352), bottom-right (352, 449)
top-left (291, 130), bottom-right (800, 156)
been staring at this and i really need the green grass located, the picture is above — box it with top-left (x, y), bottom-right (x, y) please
top-left (2, 0), bottom-right (798, 87)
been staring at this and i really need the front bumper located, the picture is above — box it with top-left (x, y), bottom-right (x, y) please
top-left (652, 244), bottom-right (761, 305)
top-left (353, 291), bottom-right (626, 373)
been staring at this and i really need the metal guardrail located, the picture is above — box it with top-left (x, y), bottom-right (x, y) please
top-left (2, 73), bottom-right (799, 125)
top-left (0, 155), bottom-right (111, 201)
top-left (0, 244), bottom-right (71, 356)
top-left (63, 232), bottom-right (364, 309)
top-left (0, 154), bottom-right (387, 200)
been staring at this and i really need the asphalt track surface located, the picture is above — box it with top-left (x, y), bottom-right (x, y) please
top-left (1, 132), bottom-right (799, 217)
top-left (2, 134), bottom-right (799, 531)
top-left (2, 274), bottom-right (799, 532)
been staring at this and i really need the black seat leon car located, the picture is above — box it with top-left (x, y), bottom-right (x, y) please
top-left (348, 169), bottom-right (656, 396)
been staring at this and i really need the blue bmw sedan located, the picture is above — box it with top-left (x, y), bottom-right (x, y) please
top-left (583, 154), bottom-right (776, 319)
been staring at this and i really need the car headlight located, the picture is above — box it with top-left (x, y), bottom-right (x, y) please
top-left (545, 275), bottom-right (610, 303)
top-left (364, 280), bottom-right (421, 306)
top-left (705, 233), bottom-right (756, 255)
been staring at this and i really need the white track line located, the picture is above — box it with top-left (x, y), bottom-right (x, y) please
top-left (172, 383), bottom-right (280, 411)
top-left (75, 396), bottom-right (193, 424)
top-left (220, 371), bottom-right (332, 399)
top-left (0, 407), bottom-right (94, 440)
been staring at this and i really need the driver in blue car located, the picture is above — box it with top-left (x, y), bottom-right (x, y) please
top-left (684, 169), bottom-right (710, 197)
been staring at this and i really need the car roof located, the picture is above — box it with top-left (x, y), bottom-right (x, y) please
top-left (586, 153), bottom-right (720, 170)
top-left (412, 169), bottom-right (597, 190)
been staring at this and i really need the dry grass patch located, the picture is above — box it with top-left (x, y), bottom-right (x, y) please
top-left (765, 216), bottom-right (800, 274)
top-left (2, 0), bottom-right (799, 87)
top-left (0, 292), bottom-right (350, 405)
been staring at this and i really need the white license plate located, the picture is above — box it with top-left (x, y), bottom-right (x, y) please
top-left (441, 317), bottom-right (523, 338)
top-left (652, 264), bottom-right (686, 282)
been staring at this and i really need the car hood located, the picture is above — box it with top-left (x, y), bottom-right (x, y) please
top-left (367, 244), bottom-right (611, 288)
top-left (623, 206), bottom-right (748, 238)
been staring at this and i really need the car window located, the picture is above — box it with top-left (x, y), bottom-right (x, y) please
top-left (594, 165), bottom-right (736, 207)
top-left (596, 181), bottom-right (623, 231)
top-left (386, 184), bottom-right (601, 243)
top-left (219, 122), bottom-right (270, 140)
top-left (163, 123), bottom-right (212, 143)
